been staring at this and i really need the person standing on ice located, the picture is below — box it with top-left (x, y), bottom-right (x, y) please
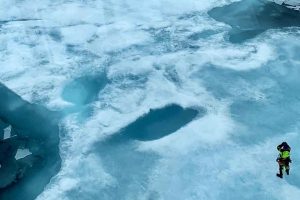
top-left (276, 142), bottom-right (291, 178)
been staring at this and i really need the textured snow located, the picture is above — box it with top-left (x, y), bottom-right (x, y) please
top-left (1, 0), bottom-right (300, 200)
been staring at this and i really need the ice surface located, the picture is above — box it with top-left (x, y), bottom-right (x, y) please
top-left (3, 125), bottom-right (11, 139)
top-left (83, 104), bottom-right (202, 199)
top-left (15, 149), bottom-right (32, 160)
top-left (1, 0), bottom-right (300, 200)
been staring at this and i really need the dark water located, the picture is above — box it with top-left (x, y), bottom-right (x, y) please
top-left (0, 83), bottom-right (61, 200)
top-left (208, 0), bottom-right (300, 43)
top-left (119, 104), bottom-right (201, 141)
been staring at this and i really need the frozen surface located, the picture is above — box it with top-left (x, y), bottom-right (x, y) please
top-left (1, 0), bottom-right (300, 200)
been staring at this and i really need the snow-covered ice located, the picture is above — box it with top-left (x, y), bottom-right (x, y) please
top-left (1, 0), bottom-right (300, 199)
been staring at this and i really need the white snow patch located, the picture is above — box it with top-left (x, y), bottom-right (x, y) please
top-left (60, 24), bottom-right (98, 45)
top-left (197, 43), bottom-right (275, 71)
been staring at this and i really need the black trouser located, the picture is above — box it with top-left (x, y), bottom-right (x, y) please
top-left (278, 159), bottom-right (290, 175)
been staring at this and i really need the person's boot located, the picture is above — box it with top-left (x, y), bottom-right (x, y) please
top-left (277, 169), bottom-right (283, 178)
top-left (286, 169), bottom-right (289, 175)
